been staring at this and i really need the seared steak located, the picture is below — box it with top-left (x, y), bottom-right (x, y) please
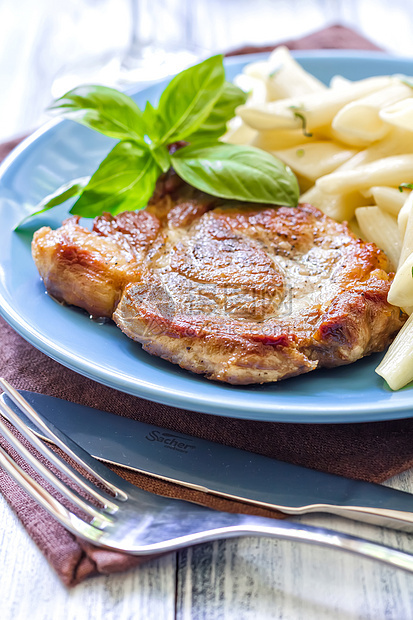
top-left (32, 176), bottom-right (405, 384)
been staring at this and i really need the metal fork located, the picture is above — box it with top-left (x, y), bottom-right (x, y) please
top-left (1, 378), bottom-right (413, 572)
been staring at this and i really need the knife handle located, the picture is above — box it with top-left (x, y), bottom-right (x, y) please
top-left (277, 504), bottom-right (413, 531)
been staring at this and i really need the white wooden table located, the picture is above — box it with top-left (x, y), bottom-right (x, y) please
top-left (2, 470), bottom-right (413, 619)
top-left (2, 1), bottom-right (413, 618)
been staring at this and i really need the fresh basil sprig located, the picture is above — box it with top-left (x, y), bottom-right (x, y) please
top-left (23, 55), bottom-right (300, 224)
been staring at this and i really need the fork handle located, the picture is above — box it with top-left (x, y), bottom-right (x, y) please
top-left (173, 515), bottom-right (413, 574)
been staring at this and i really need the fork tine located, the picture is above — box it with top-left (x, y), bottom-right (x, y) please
top-left (0, 410), bottom-right (115, 527)
top-left (0, 444), bottom-right (107, 541)
top-left (0, 379), bottom-right (128, 500)
top-left (0, 394), bottom-right (119, 513)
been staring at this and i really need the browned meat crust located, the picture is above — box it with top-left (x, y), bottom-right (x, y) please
top-left (32, 178), bottom-right (405, 384)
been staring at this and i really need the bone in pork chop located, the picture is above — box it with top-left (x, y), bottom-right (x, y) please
top-left (32, 176), bottom-right (405, 384)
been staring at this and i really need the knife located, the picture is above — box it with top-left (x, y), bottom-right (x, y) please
top-left (2, 390), bottom-right (413, 530)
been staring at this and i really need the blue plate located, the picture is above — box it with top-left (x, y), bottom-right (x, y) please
top-left (1, 50), bottom-right (413, 424)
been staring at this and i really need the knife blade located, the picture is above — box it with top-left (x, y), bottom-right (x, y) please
top-left (2, 390), bottom-right (413, 530)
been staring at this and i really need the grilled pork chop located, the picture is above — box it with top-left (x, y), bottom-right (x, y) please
top-left (32, 175), bottom-right (405, 384)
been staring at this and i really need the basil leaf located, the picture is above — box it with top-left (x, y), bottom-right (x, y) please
top-left (142, 101), bottom-right (167, 142)
top-left (189, 81), bottom-right (248, 141)
top-left (399, 183), bottom-right (413, 191)
top-left (157, 55), bottom-right (225, 144)
top-left (171, 143), bottom-right (299, 207)
top-left (70, 141), bottom-right (160, 217)
top-left (49, 85), bottom-right (146, 142)
top-left (150, 144), bottom-right (171, 173)
top-left (16, 176), bottom-right (90, 228)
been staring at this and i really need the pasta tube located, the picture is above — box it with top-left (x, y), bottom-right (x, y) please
top-left (237, 76), bottom-right (394, 132)
top-left (329, 75), bottom-right (351, 89)
top-left (237, 104), bottom-right (299, 131)
top-left (312, 124), bottom-right (413, 162)
top-left (222, 117), bottom-right (257, 145)
top-left (233, 74), bottom-right (269, 105)
top-left (300, 186), bottom-right (368, 222)
top-left (364, 186), bottom-right (408, 216)
top-left (244, 46), bottom-right (326, 100)
top-left (347, 217), bottom-right (363, 238)
top-left (375, 313), bottom-right (413, 390)
top-left (316, 154), bottom-right (413, 195)
top-left (379, 97), bottom-right (413, 132)
top-left (251, 128), bottom-right (317, 150)
top-left (331, 83), bottom-right (412, 142)
top-left (355, 206), bottom-right (401, 269)
top-left (326, 126), bottom-right (373, 148)
top-left (398, 192), bottom-right (413, 265)
top-left (398, 190), bottom-right (413, 239)
top-left (388, 251), bottom-right (413, 307)
top-left (273, 141), bottom-right (357, 182)
top-left (357, 127), bottom-right (413, 164)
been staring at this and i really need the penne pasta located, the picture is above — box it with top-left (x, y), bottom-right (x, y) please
top-left (330, 149), bottom-right (372, 171)
top-left (306, 125), bottom-right (413, 165)
top-left (237, 76), bottom-right (394, 133)
top-left (331, 83), bottom-right (412, 143)
top-left (251, 128), bottom-right (318, 150)
top-left (316, 154), bottom-right (413, 195)
top-left (398, 190), bottom-right (413, 239)
top-left (347, 217), bottom-right (364, 238)
top-left (300, 185), bottom-right (368, 222)
top-left (329, 75), bottom-right (352, 89)
top-left (324, 126), bottom-right (373, 148)
top-left (355, 206), bottom-right (401, 269)
top-left (243, 46), bottom-right (326, 100)
top-left (321, 125), bottom-right (413, 164)
top-left (388, 250), bottom-right (413, 308)
top-left (398, 192), bottom-right (413, 266)
top-left (357, 126), bottom-right (413, 163)
top-left (375, 313), bottom-right (413, 390)
top-left (363, 186), bottom-right (408, 216)
top-left (222, 117), bottom-right (257, 145)
top-left (273, 141), bottom-right (357, 182)
top-left (233, 74), bottom-right (269, 105)
top-left (236, 104), bottom-right (299, 131)
top-left (379, 97), bottom-right (413, 131)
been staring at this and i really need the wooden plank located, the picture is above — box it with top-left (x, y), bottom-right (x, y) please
top-left (0, 496), bottom-right (177, 620)
top-left (176, 532), bottom-right (413, 619)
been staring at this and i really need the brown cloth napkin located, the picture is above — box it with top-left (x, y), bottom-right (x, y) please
top-left (1, 25), bottom-right (413, 588)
